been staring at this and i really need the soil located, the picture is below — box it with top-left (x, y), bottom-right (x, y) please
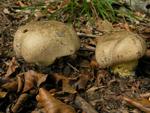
top-left (0, 1), bottom-right (150, 113)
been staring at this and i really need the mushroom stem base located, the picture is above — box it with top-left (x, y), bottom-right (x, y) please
top-left (111, 60), bottom-right (138, 77)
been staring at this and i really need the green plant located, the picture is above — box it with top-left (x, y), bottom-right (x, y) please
top-left (62, 0), bottom-right (116, 21)
top-left (15, 0), bottom-right (140, 22)
top-left (58, 0), bottom-right (119, 21)
top-left (93, 0), bottom-right (116, 21)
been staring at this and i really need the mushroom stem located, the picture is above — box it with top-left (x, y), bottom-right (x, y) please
top-left (111, 60), bottom-right (138, 77)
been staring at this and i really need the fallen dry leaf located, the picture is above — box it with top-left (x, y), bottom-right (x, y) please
top-left (1, 79), bottom-right (18, 92)
top-left (90, 59), bottom-right (99, 68)
top-left (140, 92), bottom-right (150, 98)
top-left (58, 0), bottom-right (70, 9)
top-left (96, 19), bottom-right (113, 33)
top-left (62, 79), bottom-right (77, 94)
top-left (75, 95), bottom-right (98, 113)
top-left (32, 108), bottom-right (45, 113)
top-left (0, 91), bottom-right (7, 98)
top-left (53, 73), bottom-right (77, 94)
top-left (5, 57), bottom-right (19, 78)
top-left (47, 0), bottom-right (70, 13)
top-left (74, 74), bottom-right (90, 90)
top-left (36, 88), bottom-right (76, 113)
top-left (134, 98), bottom-right (150, 108)
top-left (123, 22), bottom-right (130, 31)
top-left (23, 70), bottom-right (48, 93)
top-left (113, 22), bottom-right (131, 31)
top-left (15, 1), bottom-right (27, 7)
top-left (122, 96), bottom-right (150, 113)
top-left (11, 93), bottom-right (29, 113)
top-left (17, 73), bottom-right (24, 92)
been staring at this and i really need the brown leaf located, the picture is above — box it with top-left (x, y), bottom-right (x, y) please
top-left (11, 93), bottom-right (29, 113)
top-left (122, 96), bottom-right (150, 113)
top-left (95, 70), bottom-right (109, 86)
top-left (0, 91), bottom-right (7, 98)
top-left (5, 57), bottom-right (19, 78)
top-left (1, 79), bottom-right (18, 92)
top-left (113, 22), bottom-right (131, 31)
top-left (22, 71), bottom-right (35, 93)
top-left (23, 70), bottom-right (47, 93)
top-left (96, 19), bottom-right (113, 33)
top-left (90, 59), bottom-right (99, 68)
top-left (123, 23), bottom-right (130, 31)
top-left (62, 79), bottom-right (76, 94)
top-left (32, 108), bottom-right (45, 113)
top-left (34, 10), bottom-right (44, 20)
top-left (58, 0), bottom-right (70, 9)
top-left (140, 92), bottom-right (150, 98)
top-left (135, 98), bottom-right (150, 108)
top-left (15, 1), bottom-right (27, 7)
top-left (17, 73), bottom-right (24, 92)
top-left (47, 7), bottom-right (57, 13)
top-left (74, 74), bottom-right (90, 90)
top-left (36, 88), bottom-right (76, 113)
top-left (53, 73), bottom-right (76, 94)
top-left (74, 95), bottom-right (98, 113)
top-left (53, 73), bottom-right (67, 82)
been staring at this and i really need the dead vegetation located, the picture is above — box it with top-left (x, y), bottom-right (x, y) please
top-left (0, 0), bottom-right (150, 113)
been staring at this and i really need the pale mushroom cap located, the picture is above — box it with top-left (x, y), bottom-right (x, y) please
top-left (95, 30), bottom-right (146, 68)
top-left (13, 21), bottom-right (80, 66)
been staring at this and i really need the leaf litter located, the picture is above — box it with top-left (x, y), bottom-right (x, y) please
top-left (0, 0), bottom-right (150, 113)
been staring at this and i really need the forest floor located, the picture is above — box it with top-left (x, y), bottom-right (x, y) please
top-left (0, 0), bottom-right (150, 113)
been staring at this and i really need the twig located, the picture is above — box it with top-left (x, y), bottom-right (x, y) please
top-left (74, 95), bottom-right (98, 113)
top-left (140, 92), bottom-right (150, 98)
top-left (77, 32), bottom-right (102, 38)
top-left (89, 1), bottom-right (99, 20)
top-left (79, 46), bottom-right (95, 52)
top-left (67, 63), bottom-right (79, 73)
top-left (122, 96), bottom-right (150, 113)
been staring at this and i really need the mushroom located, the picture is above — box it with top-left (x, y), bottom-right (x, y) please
top-left (95, 30), bottom-right (146, 77)
top-left (13, 20), bottom-right (80, 66)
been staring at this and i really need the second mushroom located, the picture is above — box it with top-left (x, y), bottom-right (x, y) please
top-left (95, 30), bottom-right (146, 77)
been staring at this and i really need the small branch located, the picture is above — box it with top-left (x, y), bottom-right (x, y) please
top-left (67, 63), bottom-right (79, 73)
top-left (74, 95), bottom-right (98, 113)
top-left (79, 46), bottom-right (95, 52)
top-left (89, 1), bottom-right (99, 20)
top-left (122, 96), bottom-right (150, 113)
top-left (77, 32), bottom-right (102, 38)
top-left (140, 92), bottom-right (150, 98)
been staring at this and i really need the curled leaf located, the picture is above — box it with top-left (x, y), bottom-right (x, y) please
top-left (96, 19), bottom-right (113, 33)
top-left (5, 57), bottom-right (19, 78)
top-left (1, 79), bottom-right (18, 92)
top-left (74, 74), bottom-right (90, 90)
top-left (31, 108), bottom-right (44, 113)
top-left (11, 93), bottom-right (29, 113)
top-left (75, 95), bottom-right (98, 113)
top-left (62, 79), bottom-right (76, 94)
top-left (23, 70), bottom-right (47, 93)
top-left (53, 73), bottom-right (76, 94)
top-left (17, 73), bottom-right (24, 92)
top-left (122, 96), bottom-right (150, 113)
top-left (36, 88), bottom-right (76, 113)
top-left (0, 91), bottom-right (7, 98)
